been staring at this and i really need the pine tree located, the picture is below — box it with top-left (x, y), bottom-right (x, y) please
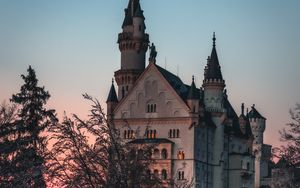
top-left (0, 66), bottom-right (57, 187)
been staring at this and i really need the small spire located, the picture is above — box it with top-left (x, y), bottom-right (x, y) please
top-left (187, 76), bottom-right (200, 100)
top-left (112, 78), bottom-right (114, 84)
top-left (106, 79), bottom-right (118, 103)
top-left (213, 32), bottom-right (216, 48)
top-left (241, 103), bottom-right (245, 115)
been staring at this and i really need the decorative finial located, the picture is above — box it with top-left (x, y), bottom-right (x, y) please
top-left (213, 32), bottom-right (216, 48)
top-left (241, 103), bottom-right (245, 115)
top-left (192, 75), bottom-right (195, 82)
top-left (112, 78), bottom-right (114, 84)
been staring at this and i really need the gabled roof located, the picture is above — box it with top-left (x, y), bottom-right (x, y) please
top-left (223, 97), bottom-right (251, 139)
top-left (155, 64), bottom-right (190, 100)
top-left (204, 33), bottom-right (223, 80)
top-left (274, 157), bottom-right (293, 169)
top-left (106, 81), bottom-right (118, 103)
top-left (247, 105), bottom-right (266, 120)
top-left (113, 63), bottom-right (190, 114)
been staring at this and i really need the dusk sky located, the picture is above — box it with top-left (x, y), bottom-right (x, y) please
top-left (0, 0), bottom-right (300, 148)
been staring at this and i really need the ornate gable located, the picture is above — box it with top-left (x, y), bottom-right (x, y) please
top-left (114, 63), bottom-right (190, 119)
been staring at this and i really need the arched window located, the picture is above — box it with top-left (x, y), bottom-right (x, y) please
top-left (177, 129), bottom-right (180, 138)
top-left (161, 149), bottom-right (167, 159)
top-left (178, 171), bottom-right (185, 180)
top-left (161, 169), bottom-right (167, 180)
top-left (124, 130), bottom-right (127, 139)
top-left (173, 129), bottom-right (176, 138)
top-left (154, 169), bottom-right (159, 178)
top-left (153, 130), bottom-right (156, 138)
top-left (153, 148), bottom-right (160, 159)
top-left (169, 129), bottom-right (172, 138)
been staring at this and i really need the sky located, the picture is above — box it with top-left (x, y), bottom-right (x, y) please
top-left (0, 0), bottom-right (300, 148)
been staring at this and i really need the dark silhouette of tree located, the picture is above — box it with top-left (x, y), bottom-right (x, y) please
top-left (272, 104), bottom-right (300, 187)
top-left (278, 104), bottom-right (300, 164)
top-left (46, 94), bottom-right (161, 188)
top-left (0, 66), bottom-right (57, 187)
top-left (0, 102), bottom-right (18, 186)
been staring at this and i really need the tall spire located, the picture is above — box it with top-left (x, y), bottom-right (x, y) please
top-left (122, 0), bottom-right (143, 28)
top-left (204, 32), bottom-right (223, 80)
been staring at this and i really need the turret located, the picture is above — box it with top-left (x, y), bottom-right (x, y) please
top-left (115, 0), bottom-right (149, 100)
top-left (202, 33), bottom-right (226, 112)
top-left (187, 76), bottom-right (200, 113)
top-left (106, 79), bottom-right (118, 120)
top-left (248, 104), bottom-right (266, 145)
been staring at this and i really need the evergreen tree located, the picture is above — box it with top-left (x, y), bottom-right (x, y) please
top-left (0, 66), bottom-right (57, 187)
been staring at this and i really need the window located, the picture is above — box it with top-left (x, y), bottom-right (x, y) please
top-left (154, 169), bottom-right (159, 178)
top-left (124, 130), bottom-right (135, 139)
top-left (147, 104), bottom-right (157, 113)
top-left (139, 25), bottom-right (142, 31)
top-left (146, 129), bottom-right (156, 139)
top-left (161, 149), bottom-right (168, 159)
top-left (178, 171), bottom-right (185, 180)
top-left (161, 169), bottom-right (167, 180)
top-left (177, 151), bottom-right (185, 159)
top-left (247, 162), bottom-right (250, 170)
top-left (169, 129), bottom-right (180, 138)
top-left (153, 148), bottom-right (160, 159)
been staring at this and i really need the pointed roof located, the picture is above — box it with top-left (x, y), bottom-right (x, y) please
top-left (106, 79), bottom-right (118, 103)
top-left (247, 105), bottom-right (266, 119)
top-left (187, 76), bottom-right (200, 100)
top-left (133, 2), bottom-right (145, 19)
top-left (122, 0), bottom-right (144, 28)
top-left (204, 33), bottom-right (223, 80)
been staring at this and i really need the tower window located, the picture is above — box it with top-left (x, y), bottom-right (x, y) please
top-left (139, 25), bottom-right (142, 31)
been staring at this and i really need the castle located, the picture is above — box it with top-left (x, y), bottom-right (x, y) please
top-left (106, 1), bottom-right (272, 187)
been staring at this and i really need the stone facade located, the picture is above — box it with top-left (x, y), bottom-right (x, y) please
top-left (106, 1), bottom-right (272, 187)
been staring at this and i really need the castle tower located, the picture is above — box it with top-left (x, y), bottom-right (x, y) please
top-left (248, 104), bottom-right (266, 188)
top-left (202, 33), bottom-right (226, 112)
top-left (114, 0), bottom-right (149, 100)
top-left (202, 33), bottom-right (226, 188)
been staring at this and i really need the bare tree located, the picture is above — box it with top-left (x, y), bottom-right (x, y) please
top-left (272, 104), bottom-right (300, 187)
top-left (277, 104), bottom-right (300, 164)
top-left (46, 94), bottom-right (162, 188)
